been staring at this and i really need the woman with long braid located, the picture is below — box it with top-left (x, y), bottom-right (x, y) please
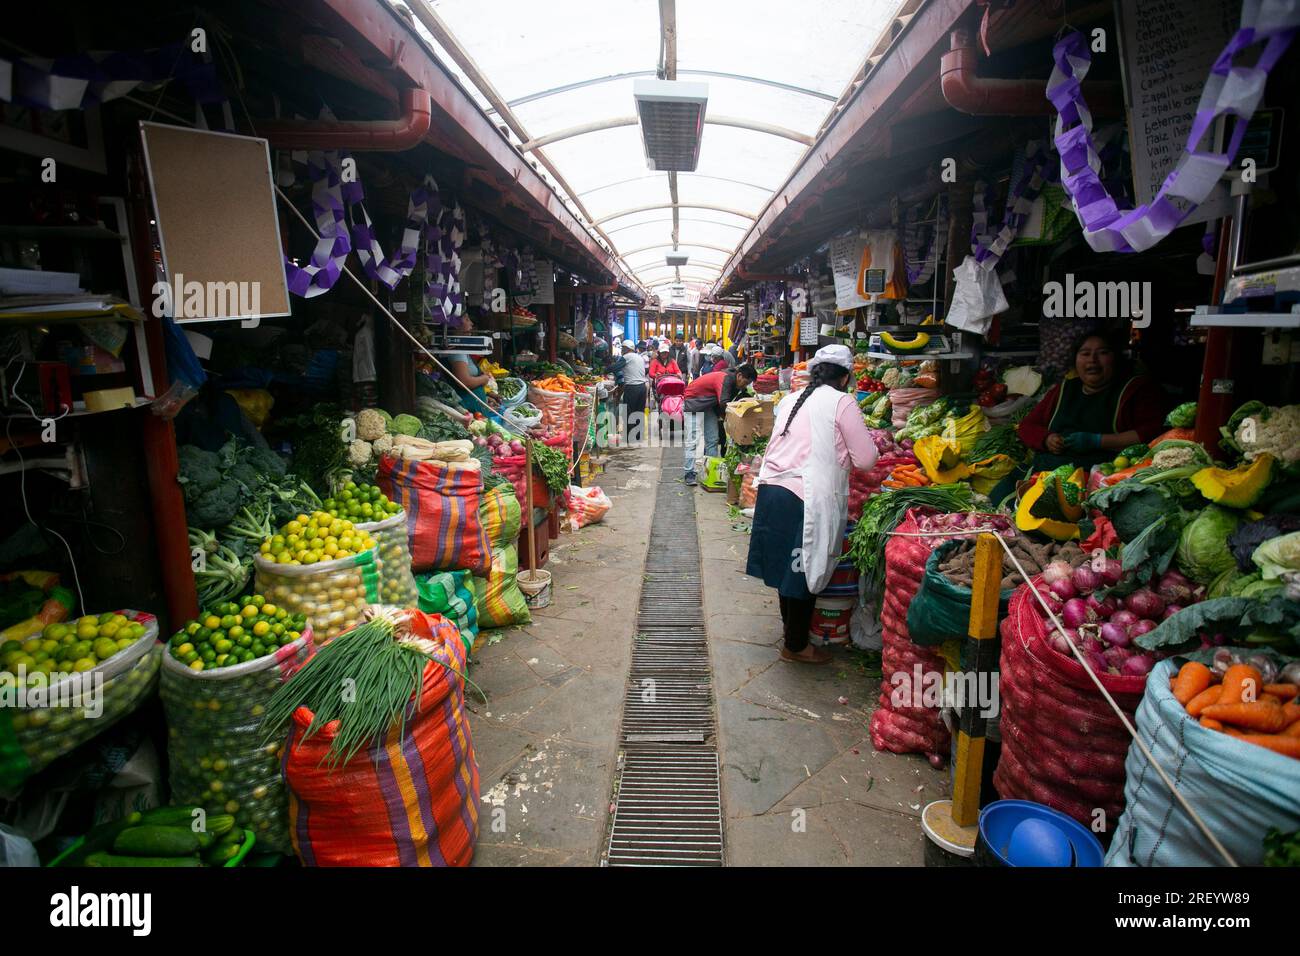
top-left (746, 344), bottom-right (877, 664)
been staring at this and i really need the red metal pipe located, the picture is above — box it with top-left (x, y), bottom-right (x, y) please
top-left (127, 149), bottom-right (198, 631)
top-left (570, 284), bottom-right (616, 293)
top-left (258, 86), bottom-right (432, 150)
top-left (940, 29), bottom-right (1121, 117)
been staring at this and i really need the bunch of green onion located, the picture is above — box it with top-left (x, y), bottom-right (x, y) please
top-left (848, 484), bottom-right (976, 604)
top-left (261, 610), bottom-right (439, 770)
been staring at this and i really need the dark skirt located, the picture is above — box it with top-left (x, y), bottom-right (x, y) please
top-left (746, 484), bottom-right (811, 600)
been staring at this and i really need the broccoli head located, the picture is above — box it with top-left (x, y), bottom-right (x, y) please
top-left (246, 444), bottom-right (288, 479)
top-left (185, 482), bottom-right (242, 528)
top-left (177, 446), bottom-right (222, 501)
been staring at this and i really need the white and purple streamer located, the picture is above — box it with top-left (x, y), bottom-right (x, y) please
top-left (1047, 0), bottom-right (1299, 253)
top-left (284, 151), bottom-right (351, 298)
top-left (344, 166), bottom-right (437, 290)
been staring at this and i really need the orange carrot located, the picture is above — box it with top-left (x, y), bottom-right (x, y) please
top-left (1201, 700), bottom-right (1289, 734)
top-left (1199, 717), bottom-right (1224, 731)
top-left (1283, 720), bottom-right (1300, 739)
top-left (1283, 702), bottom-right (1300, 725)
top-left (1236, 735), bottom-right (1300, 760)
top-left (1265, 684), bottom-right (1299, 701)
top-left (1218, 664), bottom-right (1264, 705)
top-left (1172, 661), bottom-right (1213, 705)
top-left (1186, 686), bottom-right (1223, 718)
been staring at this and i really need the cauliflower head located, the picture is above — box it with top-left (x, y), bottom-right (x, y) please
top-left (348, 439), bottom-right (374, 467)
top-left (1235, 404), bottom-right (1300, 465)
top-left (356, 408), bottom-right (388, 442)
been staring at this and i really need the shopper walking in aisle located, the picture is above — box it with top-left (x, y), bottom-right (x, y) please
top-left (687, 338), bottom-right (701, 380)
top-left (617, 339), bottom-right (649, 445)
top-left (683, 362), bottom-right (757, 485)
top-left (670, 336), bottom-right (692, 382)
top-left (746, 345), bottom-right (877, 664)
top-left (649, 343), bottom-right (681, 381)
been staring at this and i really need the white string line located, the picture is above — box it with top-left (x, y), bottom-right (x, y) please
top-left (991, 532), bottom-right (1239, 868)
top-left (3, 359), bottom-right (87, 612)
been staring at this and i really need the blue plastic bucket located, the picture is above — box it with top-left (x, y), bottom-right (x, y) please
top-left (976, 799), bottom-right (1104, 867)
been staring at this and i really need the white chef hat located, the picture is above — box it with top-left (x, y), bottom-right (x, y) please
top-left (807, 343), bottom-right (854, 372)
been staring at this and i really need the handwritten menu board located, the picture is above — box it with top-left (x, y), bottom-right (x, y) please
top-left (829, 233), bottom-right (869, 312)
top-left (1116, 0), bottom-right (1238, 226)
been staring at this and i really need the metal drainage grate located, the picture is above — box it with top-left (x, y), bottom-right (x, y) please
top-left (606, 450), bottom-right (723, 866)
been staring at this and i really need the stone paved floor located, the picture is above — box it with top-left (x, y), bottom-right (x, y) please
top-left (467, 445), bottom-right (948, 866)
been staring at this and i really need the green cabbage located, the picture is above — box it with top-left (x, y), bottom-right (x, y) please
top-left (1253, 530), bottom-right (1300, 581)
top-left (1176, 505), bottom-right (1241, 584)
top-left (390, 413), bottom-right (423, 437)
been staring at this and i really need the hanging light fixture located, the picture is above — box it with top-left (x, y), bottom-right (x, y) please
top-left (633, 79), bottom-right (708, 171)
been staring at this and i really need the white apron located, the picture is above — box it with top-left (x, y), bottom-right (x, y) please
top-left (758, 386), bottom-right (850, 595)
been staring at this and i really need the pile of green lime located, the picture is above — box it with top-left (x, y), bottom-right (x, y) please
top-left (169, 595), bottom-right (305, 672)
top-left (259, 511), bottom-right (377, 566)
top-left (1, 613), bottom-right (146, 685)
top-left (321, 482), bottom-right (401, 524)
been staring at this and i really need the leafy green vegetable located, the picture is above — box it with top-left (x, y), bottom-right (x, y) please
top-left (1165, 401), bottom-right (1197, 429)
top-left (1254, 531), bottom-right (1300, 581)
top-left (1264, 828), bottom-right (1300, 868)
top-left (529, 440), bottom-right (571, 493)
top-left (1136, 595), bottom-right (1300, 650)
top-left (390, 413), bottom-right (423, 437)
top-left (1176, 506), bottom-right (1241, 584)
top-left (968, 423), bottom-right (1027, 463)
top-left (282, 404), bottom-right (348, 494)
top-left (1227, 514), bottom-right (1300, 571)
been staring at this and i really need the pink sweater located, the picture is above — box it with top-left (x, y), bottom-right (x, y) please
top-left (759, 392), bottom-right (878, 500)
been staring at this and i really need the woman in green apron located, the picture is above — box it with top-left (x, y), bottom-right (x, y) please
top-left (1017, 330), bottom-right (1169, 473)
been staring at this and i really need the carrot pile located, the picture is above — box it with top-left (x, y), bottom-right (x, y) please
top-left (882, 463), bottom-right (930, 488)
top-left (1170, 660), bottom-right (1300, 759)
top-left (533, 375), bottom-right (578, 393)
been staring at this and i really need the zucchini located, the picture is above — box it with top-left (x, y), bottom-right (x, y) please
top-left (203, 831), bottom-right (245, 866)
top-left (140, 806), bottom-right (202, 827)
top-left (86, 852), bottom-right (202, 868)
top-left (113, 825), bottom-right (202, 857)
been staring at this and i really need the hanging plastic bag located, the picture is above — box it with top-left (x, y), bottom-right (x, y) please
top-left (160, 630), bottom-right (314, 853)
top-left (944, 256), bottom-right (1007, 336)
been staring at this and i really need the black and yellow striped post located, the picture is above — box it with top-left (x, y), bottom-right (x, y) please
top-left (951, 532), bottom-right (1003, 827)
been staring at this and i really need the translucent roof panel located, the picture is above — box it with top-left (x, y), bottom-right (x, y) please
top-left (413, 0), bottom-right (906, 294)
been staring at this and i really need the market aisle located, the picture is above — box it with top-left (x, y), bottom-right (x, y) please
top-left (696, 494), bottom-right (952, 865)
top-left (466, 446), bottom-right (659, 866)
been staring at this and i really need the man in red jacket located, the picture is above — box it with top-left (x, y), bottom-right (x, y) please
top-left (683, 363), bottom-right (756, 485)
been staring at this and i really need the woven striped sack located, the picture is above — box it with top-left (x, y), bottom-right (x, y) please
top-left (415, 570), bottom-right (479, 653)
top-left (378, 455), bottom-right (491, 576)
top-left (283, 611), bottom-right (479, 867)
top-left (474, 544), bottom-right (531, 629)
top-left (479, 483), bottom-right (522, 549)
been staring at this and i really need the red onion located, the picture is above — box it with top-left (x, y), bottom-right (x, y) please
top-left (1161, 604), bottom-right (1182, 621)
top-left (1124, 588), bottom-right (1165, 620)
top-left (1086, 594), bottom-right (1117, 620)
top-left (1103, 645), bottom-right (1129, 670)
top-left (1099, 622), bottom-right (1131, 647)
top-left (1048, 632), bottom-right (1072, 656)
top-left (1099, 558), bottom-right (1123, 586)
top-left (1083, 649), bottom-right (1108, 674)
top-left (1155, 570), bottom-right (1193, 605)
top-left (1049, 577), bottom-right (1077, 602)
top-left (1211, 648), bottom-right (1236, 676)
top-left (1042, 561), bottom-right (1074, 586)
top-left (1121, 654), bottom-right (1155, 677)
top-left (1110, 609), bottom-right (1139, 629)
top-left (1129, 620), bottom-right (1156, 639)
top-left (1071, 565), bottom-right (1102, 595)
top-left (1061, 598), bottom-right (1093, 630)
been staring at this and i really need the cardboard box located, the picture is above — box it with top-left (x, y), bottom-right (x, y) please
top-left (724, 399), bottom-right (775, 446)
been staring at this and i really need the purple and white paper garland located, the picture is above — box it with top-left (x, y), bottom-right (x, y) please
top-left (344, 165), bottom-right (437, 290)
top-left (1047, 1), bottom-right (1299, 253)
top-left (972, 140), bottom-right (1054, 270)
top-left (903, 195), bottom-right (948, 285)
top-left (284, 152), bottom-right (351, 298)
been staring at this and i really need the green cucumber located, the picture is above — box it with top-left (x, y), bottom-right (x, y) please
top-left (86, 851), bottom-right (202, 868)
top-left (113, 825), bottom-right (202, 857)
top-left (203, 831), bottom-right (245, 866)
top-left (140, 806), bottom-right (203, 827)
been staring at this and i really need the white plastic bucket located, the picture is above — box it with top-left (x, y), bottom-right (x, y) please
top-left (517, 569), bottom-right (552, 609)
